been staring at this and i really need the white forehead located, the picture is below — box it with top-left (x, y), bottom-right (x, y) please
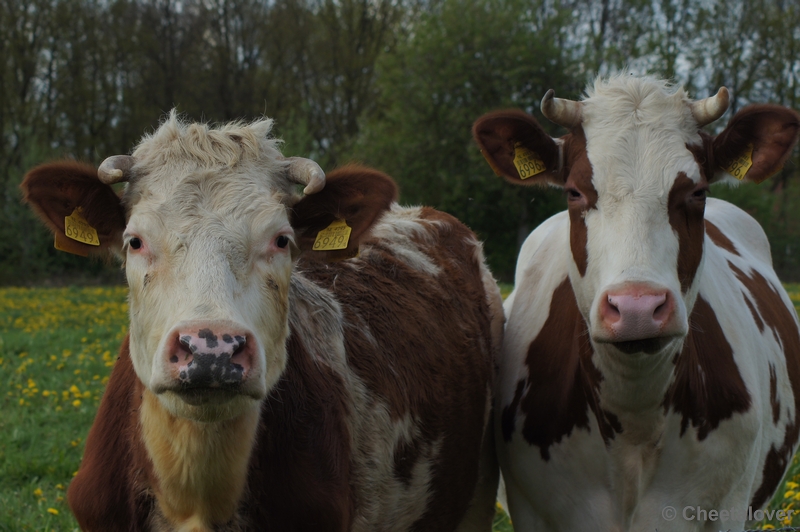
top-left (580, 75), bottom-right (704, 196)
top-left (123, 110), bottom-right (294, 216)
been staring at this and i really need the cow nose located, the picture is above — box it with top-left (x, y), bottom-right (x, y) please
top-left (167, 327), bottom-right (253, 388)
top-left (599, 289), bottom-right (674, 341)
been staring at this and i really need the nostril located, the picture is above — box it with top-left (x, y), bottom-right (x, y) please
top-left (230, 336), bottom-right (248, 366)
top-left (172, 335), bottom-right (195, 364)
top-left (603, 296), bottom-right (621, 322)
top-left (652, 293), bottom-right (671, 322)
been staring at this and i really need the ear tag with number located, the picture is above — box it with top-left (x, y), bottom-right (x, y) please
top-left (513, 142), bottom-right (546, 179)
top-left (54, 233), bottom-right (89, 257)
top-left (64, 207), bottom-right (100, 246)
top-left (724, 143), bottom-right (754, 181)
top-left (313, 219), bottom-right (351, 251)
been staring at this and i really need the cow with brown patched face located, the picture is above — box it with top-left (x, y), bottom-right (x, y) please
top-left (473, 75), bottom-right (800, 531)
top-left (22, 112), bottom-right (504, 531)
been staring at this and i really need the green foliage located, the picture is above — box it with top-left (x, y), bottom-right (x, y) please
top-left (350, 0), bottom-right (576, 279)
top-left (1, 286), bottom-right (799, 528)
top-left (2, 0), bottom-right (800, 283)
top-left (0, 286), bottom-right (128, 530)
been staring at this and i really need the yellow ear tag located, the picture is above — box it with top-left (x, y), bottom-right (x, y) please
top-left (64, 207), bottom-right (100, 246)
top-left (313, 219), bottom-right (351, 251)
top-left (724, 143), bottom-right (754, 181)
top-left (54, 233), bottom-right (89, 256)
top-left (513, 143), bottom-right (546, 180)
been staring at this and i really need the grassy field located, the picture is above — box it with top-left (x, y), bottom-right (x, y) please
top-left (0, 285), bottom-right (798, 530)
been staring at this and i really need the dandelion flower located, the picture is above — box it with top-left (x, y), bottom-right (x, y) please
top-left (46, 508), bottom-right (59, 515)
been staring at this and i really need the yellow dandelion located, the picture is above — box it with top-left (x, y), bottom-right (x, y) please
top-left (46, 508), bottom-right (59, 515)
top-left (33, 488), bottom-right (43, 498)
top-left (72, 399), bottom-right (81, 407)
top-left (786, 490), bottom-right (796, 499)
top-left (55, 484), bottom-right (64, 490)
top-left (42, 390), bottom-right (50, 397)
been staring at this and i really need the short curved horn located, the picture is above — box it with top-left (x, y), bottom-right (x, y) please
top-left (286, 157), bottom-right (325, 195)
top-left (98, 155), bottom-right (136, 184)
top-left (541, 89), bottom-right (582, 129)
top-left (691, 87), bottom-right (730, 127)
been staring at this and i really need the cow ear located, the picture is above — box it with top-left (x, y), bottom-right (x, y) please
top-left (21, 161), bottom-right (126, 255)
top-left (709, 104), bottom-right (800, 184)
top-left (472, 109), bottom-right (563, 187)
top-left (290, 165), bottom-right (398, 261)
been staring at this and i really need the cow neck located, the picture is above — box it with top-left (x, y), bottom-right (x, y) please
top-left (590, 331), bottom-right (681, 442)
top-left (139, 390), bottom-right (260, 531)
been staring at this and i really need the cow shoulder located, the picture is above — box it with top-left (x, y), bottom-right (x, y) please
top-left (704, 198), bottom-right (771, 265)
top-left (67, 336), bottom-right (155, 531)
top-left (502, 272), bottom-right (621, 460)
top-left (296, 205), bottom-right (495, 529)
top-left (662, 294), bottom-right (752, 441)
top-left (243, 287), bottom-right (353, 529)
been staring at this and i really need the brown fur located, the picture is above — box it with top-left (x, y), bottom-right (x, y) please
top-left (727, 262), bottom-right (800, 508)
top-left (21, 161), bottom-right (124, 253)
top-left (668, 173), bottom-right (706, 293)
top-left (290, 165), bottom-right (398, 261)
top-left (704, 220), bottom-right (740, 255)
top-left (31, 161), bottom-right (499, 531)
top-left (471, 109), bottom-right (563, 187)
top-left (662, 295), bottom-right (752, 440)
top-left (563, 129), bottom-right (597, 277)
top-left (710, 104), bottom-right (800, 183)
top-left (502, 278), bottom-right (621, 460)
top-left (297, 207), bottom-right (496, 529)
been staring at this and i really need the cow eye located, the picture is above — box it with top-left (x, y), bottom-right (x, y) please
top-left (129, 237), bottom-right (142, 250)
top-left (692, 188), bottom-right (708, 200)
top-left (275, 235), bottom-right (290, 249)
top-left (566, 188), bottom-right (583, 200)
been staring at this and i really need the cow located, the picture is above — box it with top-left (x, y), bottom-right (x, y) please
top-left (21, 112), bottom-right (504, 532)
top-left (472, 75), bottom-right (800, 531)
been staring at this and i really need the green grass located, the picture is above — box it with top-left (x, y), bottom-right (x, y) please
top-left (0, 285), bottom-right (798, 530)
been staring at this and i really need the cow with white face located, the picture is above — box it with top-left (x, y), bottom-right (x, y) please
top-left (473, 75), bottom-right (800, 531)
top-left (22, 112), bottom-right (504, 531)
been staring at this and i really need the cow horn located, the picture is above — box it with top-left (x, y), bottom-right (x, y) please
top-left (286, 157), bottom-right (325, 195)
top-left (98, 155), bottom-right (136, 184)
top-left (690, 87), bottom-right (730, 127)
top-left (541, 89), bottom-right (582, 129)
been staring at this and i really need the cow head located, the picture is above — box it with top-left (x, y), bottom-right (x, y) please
top-left (22, 112), bottom-right (397, 423)
top-left (474, 76), bottom-right (800, 356)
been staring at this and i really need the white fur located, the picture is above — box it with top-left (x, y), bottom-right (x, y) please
top-left (498, 75), bottom-right (800, 531)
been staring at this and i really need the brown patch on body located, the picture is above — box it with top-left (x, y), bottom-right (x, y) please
top-left (668, 173), bottom-right (706, 293)
top-left (663, 295), bottom-right (751, 440)
top-left (65, 205), bottom-right (496, 531)
top-left (240, 330), bottom-right (354, 531)
top-left (705, 220), bottom-right (740, 256)
top-left (724, 263), bottom-right (800, 509)
top-left (564, 129), bottom-right (598, 277)
top-left (503, 278), bottom-right (622, 460)
top-left (299, 206), bottom-right (496, 528)
top-left (67, 336), bottom-right (157, 531)
top-left (770, 364), bottom-right (781, 425)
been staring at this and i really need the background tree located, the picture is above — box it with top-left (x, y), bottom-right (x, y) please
top-left (1, 0), bottom-right (799, 283)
